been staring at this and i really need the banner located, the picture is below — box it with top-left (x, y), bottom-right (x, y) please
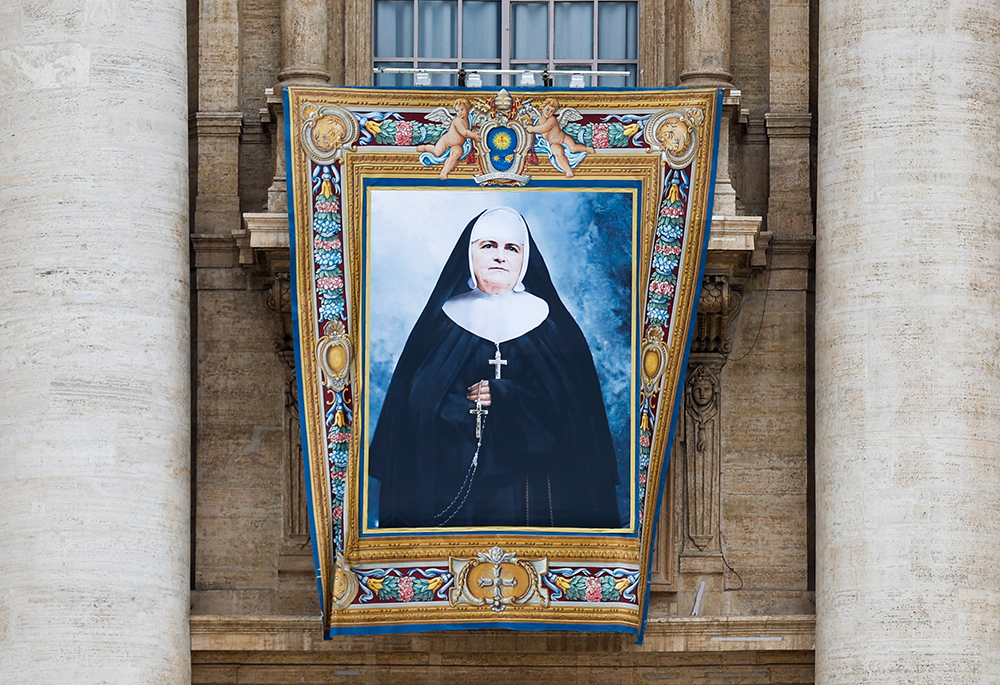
top-left (285, 86), bottom-right (721, 637)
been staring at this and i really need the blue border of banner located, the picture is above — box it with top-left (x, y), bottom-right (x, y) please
top-left (285, 86), bottom-right (328, 627)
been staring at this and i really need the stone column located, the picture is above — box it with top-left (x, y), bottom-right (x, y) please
top-left (279, 0), bottom-right (331, 86)
top-left (0, 0), bottom-right (190, 681)
top-left (267, 0), bottom-right (331, 212)
top-left (679, 0), bottom-right (739, 218)
top-left (816, 2), bottom-right (1000, 681)
top-left (679, 0), bottom-right (733, 87)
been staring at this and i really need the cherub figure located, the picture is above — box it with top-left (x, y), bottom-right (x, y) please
top-left (417, 98), bottom-right (481, 180)
top-left (526, 98), bottom-right (595, 178)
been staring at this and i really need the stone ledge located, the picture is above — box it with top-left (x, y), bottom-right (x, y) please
top-left (709, 216), bottom-right (762, 253)
top-left (190, 614), bottom-right (814, 653)
top-left (235, 213), bottom-right (292, 277)
top-left (239, 212), bottom-right (764, 277)
top-left (190, 111), bottom-right (245, 138)
top-left (638, 615), bottom-right (814, 652)
top-left (764, 112), bottom-right (813, 138)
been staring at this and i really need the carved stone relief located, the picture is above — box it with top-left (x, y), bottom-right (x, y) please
top-left (681, 364), bottom-right (721, 555)
top-left (691, 274), bottom-right (742, 354)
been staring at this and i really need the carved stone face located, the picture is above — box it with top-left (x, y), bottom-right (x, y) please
top-left (691, 376), bottom-right (714, 408)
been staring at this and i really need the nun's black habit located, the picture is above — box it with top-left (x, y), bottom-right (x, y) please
top-left (368, 210), bottom-right (621, 529)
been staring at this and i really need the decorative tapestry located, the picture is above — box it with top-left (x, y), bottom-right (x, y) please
top-left (285, 86), bottom-right (721, 637)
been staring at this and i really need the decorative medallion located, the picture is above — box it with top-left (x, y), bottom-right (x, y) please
top-left (449, 547), bottom-right (549, 611)
top-left (640, 325), bottom-right (669, 394)
top-left (331, 554), bottom-right (361, 610)
top-left (301, 104), bottom-right (360, 164)
top-left (645, 108), bottom-right (705, 168)
top-left (317, 320), bottom-right (352, 391)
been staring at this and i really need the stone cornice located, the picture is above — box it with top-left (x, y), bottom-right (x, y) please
top-left (190, 614), bottom-right (815, 653)
top-left (238, 212), bottom-right (765, 283)
top-left (189, 111), bottom-right (245, 138)
top-left (235, 212), bottom-right (292, 278)
top-left (769, 232), bottom-right (816, 251)
top-left (764, 112), bottom-right (813, 138)
top-left (640, 614), bottom-right (815, 652)
top-left (706, 216), bottom-right (765, 283)
top-left (190, 233), bottom-right (238, 269)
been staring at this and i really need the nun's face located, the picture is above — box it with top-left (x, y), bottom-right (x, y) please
top-left (471, 237), bottom-right (524, 295)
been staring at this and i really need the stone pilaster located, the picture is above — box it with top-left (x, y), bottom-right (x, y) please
top-left (192, 0), bottom-right (243, 234)
top-left (261, 90), bottom-right (288, 213)
top-left (192, 112), bottom-right (244, 233)
top-left (266, 0), bottom-right (331, 214)
top-left (816, 1), bottom-right (1000, 680)
top-left (0, 0), bottom-right (191, 680)
top-left (680, 0), bottom-right (739, 219)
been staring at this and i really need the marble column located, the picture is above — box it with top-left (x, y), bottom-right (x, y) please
top-left (679, 0), bottom-right (739, 217)
top-left (267, 0), bottom-right (331, 212)
top-left (679, 0), bottom-right (734, 87)
top-left (278, 0), bottom-right (331, 86)
top-left (0, 0), bottom-right (190, 681)
top-left (816, 2), bottom-right (1000, 681)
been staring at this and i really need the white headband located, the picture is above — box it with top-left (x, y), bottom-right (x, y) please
top-left (467, 207), bottom-right (530, 292)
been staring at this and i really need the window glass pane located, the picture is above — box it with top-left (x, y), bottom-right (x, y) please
top-left (374, 61), bottom-right (414, 86)
top-left (554, 2), bottom-right (593, 60)
top-left (418, 0), bottom-right (457, 58)
top-left (551, 64), bottom-right (590, 87)
top-left (463, 1), bottom-right (501, 59)
top-left (418, 62), bottom-right (459, 86)
top-left (374, 0), bottom-right (414, 58)
top-left (598, 2), bottom-right (637, 60)
top-left (597, 63), bottom-right (637, 87)
top-left (508, 62), bottom-right (546, 86)
top-left (463, 62), bottom-right (502, 86)
top-left (512, 3), bottom-right (548, 60)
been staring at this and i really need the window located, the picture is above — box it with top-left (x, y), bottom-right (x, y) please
top-left (373, 0), bottom-right (638, 87)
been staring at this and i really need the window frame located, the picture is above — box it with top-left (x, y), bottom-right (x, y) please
top-left (372, 0), bottom-right (640, 87)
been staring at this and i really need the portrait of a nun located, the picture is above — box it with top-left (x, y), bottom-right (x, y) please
top-left (368, 207), bottom-right (622, 529)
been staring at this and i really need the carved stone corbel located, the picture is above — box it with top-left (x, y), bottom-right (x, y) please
top-left (263, 273), bottom-right (294, 356)
top-left (678, 259), bottom-right (762, 578)
top-left (279, 361), bottom-right (313, 582)
top-left (235, 212), bottom-right (295, 352)
top-left (691, 274), bottom-right (743, 355)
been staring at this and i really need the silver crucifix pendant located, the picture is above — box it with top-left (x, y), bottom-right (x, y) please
top-left (488, 343), bottom-right (507, 380)
top-left (470, 397), bottom-right (488, 439)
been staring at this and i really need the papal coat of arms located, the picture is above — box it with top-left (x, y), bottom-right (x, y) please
top-left (413, 89), bottom-right (617, 185)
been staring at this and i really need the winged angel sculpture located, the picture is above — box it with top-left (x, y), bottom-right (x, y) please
top-left (416, 98), bottom-right (481, 180)
top-left (525, 98), bottom-right (595, 178)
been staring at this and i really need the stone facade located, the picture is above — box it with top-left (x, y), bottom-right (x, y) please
top-left (187, 0), bottom-right (813, 682)
top-left (8, 0), bottom-right (999, 681)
